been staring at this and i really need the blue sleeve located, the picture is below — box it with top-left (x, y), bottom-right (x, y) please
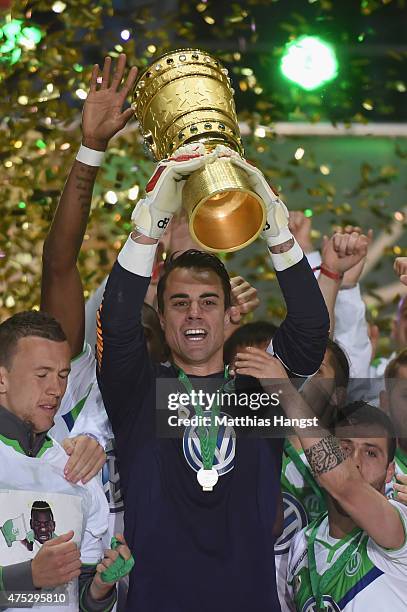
top-left (96, 261), bottom-right (153, 433)
top-left (270, 255), bottom-right (329, 377)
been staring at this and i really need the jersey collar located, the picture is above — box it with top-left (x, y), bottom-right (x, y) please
top-left (0, 404), bottom-right (52, 457)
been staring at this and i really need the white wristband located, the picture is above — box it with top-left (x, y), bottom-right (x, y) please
top-left (117, 234), bottom-right (158, 277)
top-left (76, 144), bottom-right (105, 167)
top-left (268, 238), bottom-right (304, 272)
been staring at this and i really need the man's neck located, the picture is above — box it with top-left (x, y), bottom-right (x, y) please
top-left (327, 497), bottom-right (358, 539)
top-left (172, 354), bottom-right (224, 377)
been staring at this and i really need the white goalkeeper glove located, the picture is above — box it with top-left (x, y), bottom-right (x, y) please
top-left (131, 143), bottom-right (207, 240)
top-left (228, 156), bottom-right (303, 270)
top-left (227, 156), bottom-right (293, 246)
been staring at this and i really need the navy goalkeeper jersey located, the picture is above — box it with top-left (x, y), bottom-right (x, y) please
top-left (97, 256), bottom-right (329, 612)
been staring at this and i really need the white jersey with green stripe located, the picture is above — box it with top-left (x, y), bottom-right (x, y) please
top-left (286, 501), bottom-right (407, 611)
top-left (276, 442), bottom-right (326, 609)
top-left (49, 343), bottom-right (112, 447)
top-left (0, 435), bottom-right (108, 611)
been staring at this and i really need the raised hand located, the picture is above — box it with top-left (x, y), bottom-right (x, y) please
top-left (233, 346), bottom-right (288, 385)
top-left (229, 276), bottom-right (260, 324)
top-left (288, 211), bottom-right (314, 254)
top-left (82, 53), bottom-right (138, 151)
top-left (337, 225), bottom-right (373, 287)
top-left (321, 230), bottom-right (369, 276)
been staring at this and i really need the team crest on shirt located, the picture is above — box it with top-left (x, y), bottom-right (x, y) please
top-left (275, 492), bottom-right (308, 555)
top-left (345, 551), bottom-right (362, 577)
top-left (183, 412), bottom-right (236, 476)
top-left (303, 494), bottom-right (322, 521)
top-left (302, 596), bottom-right (340, 612)
top-left (102, 439), bottom-right (124, 513)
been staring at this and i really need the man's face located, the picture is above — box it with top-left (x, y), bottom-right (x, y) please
top-left (159, 267), bottom-right (230, 367)
top-left (383, 365), bottom-right (407, 438)
top-left (336, 425), bottom-right (394, 492)
top-left (0, 337), bottom-right (71, 433)
top-left (31, 510), bottom-right (55, 544)
top-left (392, 297), bottom-right (407, 349)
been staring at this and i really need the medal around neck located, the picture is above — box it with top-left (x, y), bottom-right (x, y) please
top-left (132, 48), bottom-right (266, 253)
top-left (197, 467), bottom-right (219, 491)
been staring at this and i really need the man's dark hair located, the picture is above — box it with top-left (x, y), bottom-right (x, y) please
top-left (326, 338), bottom-right (350, 389)
top-left (0, 311), bottom-right (66, 368)
top-left (157, 249), bottom-right (232, 313)
top-left (335, 400), bottom-right (396, 463)
top-left (223, 321), bottom-right (278, 364)
top-left (31, 501), bottom-right (54, 520)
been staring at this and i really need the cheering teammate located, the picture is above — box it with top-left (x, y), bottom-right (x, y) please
top-left (235, 349), bottom-right (407, 610)
top-left (0, 311), bottom-right (132, 611)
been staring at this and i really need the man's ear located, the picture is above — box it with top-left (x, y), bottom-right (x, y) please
top-left (380, 389), bottom-right (390, 414)
top-left (386, 460), bottom-right (395, 484)
top-left (224, 307), bottom-right (232, 329)
top-left (0, 366), bottom-right (8, 394)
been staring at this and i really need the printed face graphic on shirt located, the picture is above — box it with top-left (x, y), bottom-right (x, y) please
top-left (30, 503), bottom-right (56, 544)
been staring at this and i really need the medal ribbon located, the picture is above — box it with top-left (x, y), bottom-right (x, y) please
top-left (178, 367), bottom-right (228, 471)
top-left (308, 512), bottom-right (363, 611)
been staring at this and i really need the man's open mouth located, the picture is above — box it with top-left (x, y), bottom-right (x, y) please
top-left (183, 329), bottom-right (208, 342)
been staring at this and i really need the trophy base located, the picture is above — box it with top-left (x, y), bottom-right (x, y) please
top-left (182, 158), bottom-right (266, 253)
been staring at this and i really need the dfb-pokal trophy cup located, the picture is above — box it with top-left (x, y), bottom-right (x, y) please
top-left (132, 48), bottom-right (267, 252)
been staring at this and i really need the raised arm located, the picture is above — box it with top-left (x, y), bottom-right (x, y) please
top-left (224, 159), bottom-right (329, 376)
top-left (41, 54), bottom-right (137, 358)
top-left (235, 350), bottom-right (404, 550)
top-left (96, 149), bottom-right (208, 433)
top-left (317, 229), bottom-right (369, 338)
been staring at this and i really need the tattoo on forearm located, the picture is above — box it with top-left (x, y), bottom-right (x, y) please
top-left (305, 435), bottom-right (349, 476)
top-left (74, 164), bottom-right (98, 217)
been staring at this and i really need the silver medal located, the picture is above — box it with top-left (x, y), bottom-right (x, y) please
top-left (197, 467), bottom-right (218, 491)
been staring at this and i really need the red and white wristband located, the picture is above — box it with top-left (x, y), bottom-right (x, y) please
top-left (312, 265), bottom-right (343, 281)
top-left (76, 144), bottom-right (105, 167)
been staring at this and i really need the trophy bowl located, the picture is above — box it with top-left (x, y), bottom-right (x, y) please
top-left (132, 48), bottom-right (266, 252)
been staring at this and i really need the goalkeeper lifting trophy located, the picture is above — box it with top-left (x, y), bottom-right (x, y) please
top-left (132, 48), bottom-right (267, 252)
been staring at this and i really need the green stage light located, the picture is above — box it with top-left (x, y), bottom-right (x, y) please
top-left (281, 36), bottom-right (338, 91)
top-left (0, 19), bottom-right (42, 64)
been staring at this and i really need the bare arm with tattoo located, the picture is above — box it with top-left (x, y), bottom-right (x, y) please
top-left (41, 54), bottom-right (137, 357)
top-left (234, 347), bottom-right (405, 550)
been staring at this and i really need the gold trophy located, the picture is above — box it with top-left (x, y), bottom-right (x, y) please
top-left (132, 49), bottom-right (266, 252)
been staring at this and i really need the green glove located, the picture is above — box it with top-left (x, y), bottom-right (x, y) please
top-left (100, 537), bottom-right (135, 583)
